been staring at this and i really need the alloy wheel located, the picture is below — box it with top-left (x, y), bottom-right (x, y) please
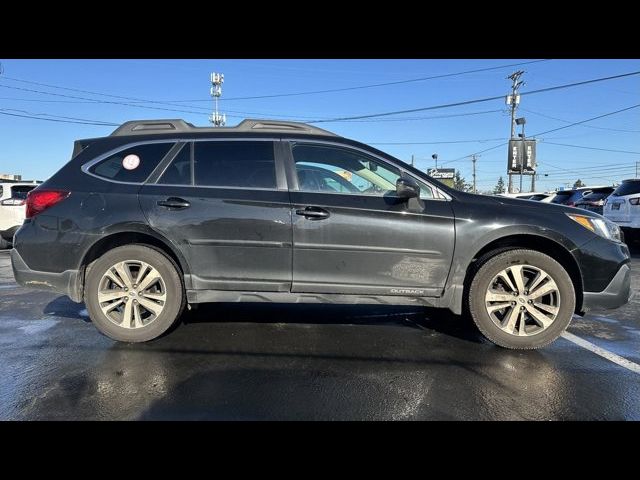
top-left (97, 260), bottom-right (167, 329)
top-left (484, 264), bottom-right (561, 337)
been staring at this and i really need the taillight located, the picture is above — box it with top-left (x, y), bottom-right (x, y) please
top-left (629, 198), bottom-right (640, 205)
top-left (26, 190), bottom-right (70, 218)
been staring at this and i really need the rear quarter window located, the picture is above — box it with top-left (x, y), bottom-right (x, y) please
top-left (90, 142), bottom-right (175, 183)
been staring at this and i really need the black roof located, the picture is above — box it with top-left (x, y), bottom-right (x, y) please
top-left (110, 119), bottom-right (339, 137)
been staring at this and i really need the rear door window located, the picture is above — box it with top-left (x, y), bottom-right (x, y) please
top-left (90, 142), bottom-right (175, 183)
top-left (194, 141), bottom-right (277, 189)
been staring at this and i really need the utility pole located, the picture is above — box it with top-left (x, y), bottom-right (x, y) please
top-left (411, 154), bottom-right (415, 167)
top-left (636, 161), bottom-right (639, 178)
top-left (432, 153), bottom-right (438, 171)
top-left (209, 72), bottom-right (226, 127)
top-left (472, 154), bottom-right (478, 194)
top-left (516, 117), bottom-right (526, 194)
top-left (506, 71), bottom-right (524, 193)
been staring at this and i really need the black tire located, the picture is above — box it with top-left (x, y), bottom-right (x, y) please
top-left (0, 238), bottom-right (9, 250)
top-left (468, 248), bottom-right (575, 350)
top-left (85, 244), bottom-right (185, 342)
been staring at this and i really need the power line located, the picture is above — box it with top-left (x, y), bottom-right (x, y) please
top-left (521, 107), bottom-right (640, 133)
top-left (0, 108), bottom-right (118, 125)
top-left (537, 160), bottom-right (630, 183)
top-left (310, 70), bottom-right (640, 123)
top-left (3, 70), bottom-right (639, 126)
top-left (0, 83), bottom-right (214, 116)
top-left (214, 60), bottom-right (552, 101)
top-left (369, 137), bottom-right (507, 145)
top-left (444, 102), bottom-right (640, 166)
top-left (543, 161), bottom-right (638, 172)
top-left (339, 109), bottom-right (505, 123)
top-left (0, 60), bottom-right (550, 107)
top-left (542, 166), bottom-right (637, 176)
top-left (540, 141), bottom-right (640, 155)
top-left (0, 75), bottom-right (213, 111)
top-left (0, 110), bottom-right (118, 126)
top-left (0, 92), bottom-right (505, 123)
top-left (533, 103), bottom-right (640, 136)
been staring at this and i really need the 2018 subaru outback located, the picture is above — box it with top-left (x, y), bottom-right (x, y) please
top-left (11, 119), bottom-right (632, 348)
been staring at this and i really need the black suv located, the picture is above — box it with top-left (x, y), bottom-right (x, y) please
top-left (11, 119), bottom-right (632, 348)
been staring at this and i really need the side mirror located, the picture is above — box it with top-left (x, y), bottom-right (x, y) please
top-left (396, 177), bottom-right (420, 199)
top-left (0, 198), bottom-right (25, 206)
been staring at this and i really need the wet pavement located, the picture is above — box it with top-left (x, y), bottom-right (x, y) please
top-left (1, 248), bottom-right (639, 420)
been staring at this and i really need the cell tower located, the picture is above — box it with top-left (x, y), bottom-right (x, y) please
top-left (209, 72), bottom-right (226, 127)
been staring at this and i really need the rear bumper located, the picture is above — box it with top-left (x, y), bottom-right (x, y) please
top-left (582, 263), bottom-right (632, 312)
top-left (607, 217), bottom-right (640, 230)
top-left (10, 248), bottom-right (83, 302)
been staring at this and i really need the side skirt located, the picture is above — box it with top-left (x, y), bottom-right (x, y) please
top-left (186, 289), bottom-right (439, 307)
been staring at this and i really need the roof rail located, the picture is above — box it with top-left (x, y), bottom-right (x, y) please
top-left (110, 119), bottom-right (196, 136)
top-left (110, 118), bottom-right (337, 137)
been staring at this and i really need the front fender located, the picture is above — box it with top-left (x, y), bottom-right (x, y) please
top-left (438, 223), bottom-right (581, 315)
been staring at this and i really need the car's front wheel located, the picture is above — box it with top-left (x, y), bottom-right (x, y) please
top-left (468, 249), bottom-right (575, 349)
top-left (85, 245), bottom-right (185, 342)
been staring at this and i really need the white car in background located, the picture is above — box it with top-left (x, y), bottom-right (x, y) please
top-left (604, 179), bottom-right (640, 242)
top-left (496, 192), bottom-right (555, 202)
top-left (0, 182), bottom-right (38, 249)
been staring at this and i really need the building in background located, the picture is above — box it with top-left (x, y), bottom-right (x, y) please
top-left (427, 168), bottom-right (455, 189)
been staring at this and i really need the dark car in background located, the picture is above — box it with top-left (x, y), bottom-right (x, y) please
top-left (10, 119), bottom-right (632, 350)
top-left (575, 187), bottom-right (615, 215)
top-left (551, 187), bottom-right (601, 207)
top-left (527, 193), bottom-right (551, 202)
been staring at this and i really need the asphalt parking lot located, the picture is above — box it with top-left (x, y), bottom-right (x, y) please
top-left (1, 248), bottom-right (639, 420)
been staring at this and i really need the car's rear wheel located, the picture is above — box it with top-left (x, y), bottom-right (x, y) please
top-left (0, 237), bottom-right (10, 250)
top-left (85, 245), bottom-right (185, 342)
top-left (468, 249), bottom-right (575, 349)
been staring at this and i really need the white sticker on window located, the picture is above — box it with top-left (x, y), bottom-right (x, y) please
top-left (122, 154), bottom-right (140, 171)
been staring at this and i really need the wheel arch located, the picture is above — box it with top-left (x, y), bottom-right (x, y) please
top-left (461, 234), bottom-right (584, 315)
top-left (77, 228), bottom-right (191, 299)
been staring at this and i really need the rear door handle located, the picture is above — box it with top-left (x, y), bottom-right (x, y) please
top-left (157, 197), bottom-right (191, 209)
top-left (295, 206), bottom-right (330, 220)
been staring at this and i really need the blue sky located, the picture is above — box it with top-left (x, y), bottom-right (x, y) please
top-left (0, 59), bottom-right (638, 192)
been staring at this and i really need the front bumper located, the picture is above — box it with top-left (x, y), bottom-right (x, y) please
top-left (10, 248), bottom-right (83, 302)
top-left (582, 263), bottom-right (632, 312)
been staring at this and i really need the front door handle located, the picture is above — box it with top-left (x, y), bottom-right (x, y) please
top-left (157, 197), bottom-right (191, 209)
top-left (295, 206), bottom-right (330, 220)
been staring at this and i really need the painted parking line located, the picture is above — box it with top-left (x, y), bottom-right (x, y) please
top-left (562, 331), bottom-right (640, 374)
